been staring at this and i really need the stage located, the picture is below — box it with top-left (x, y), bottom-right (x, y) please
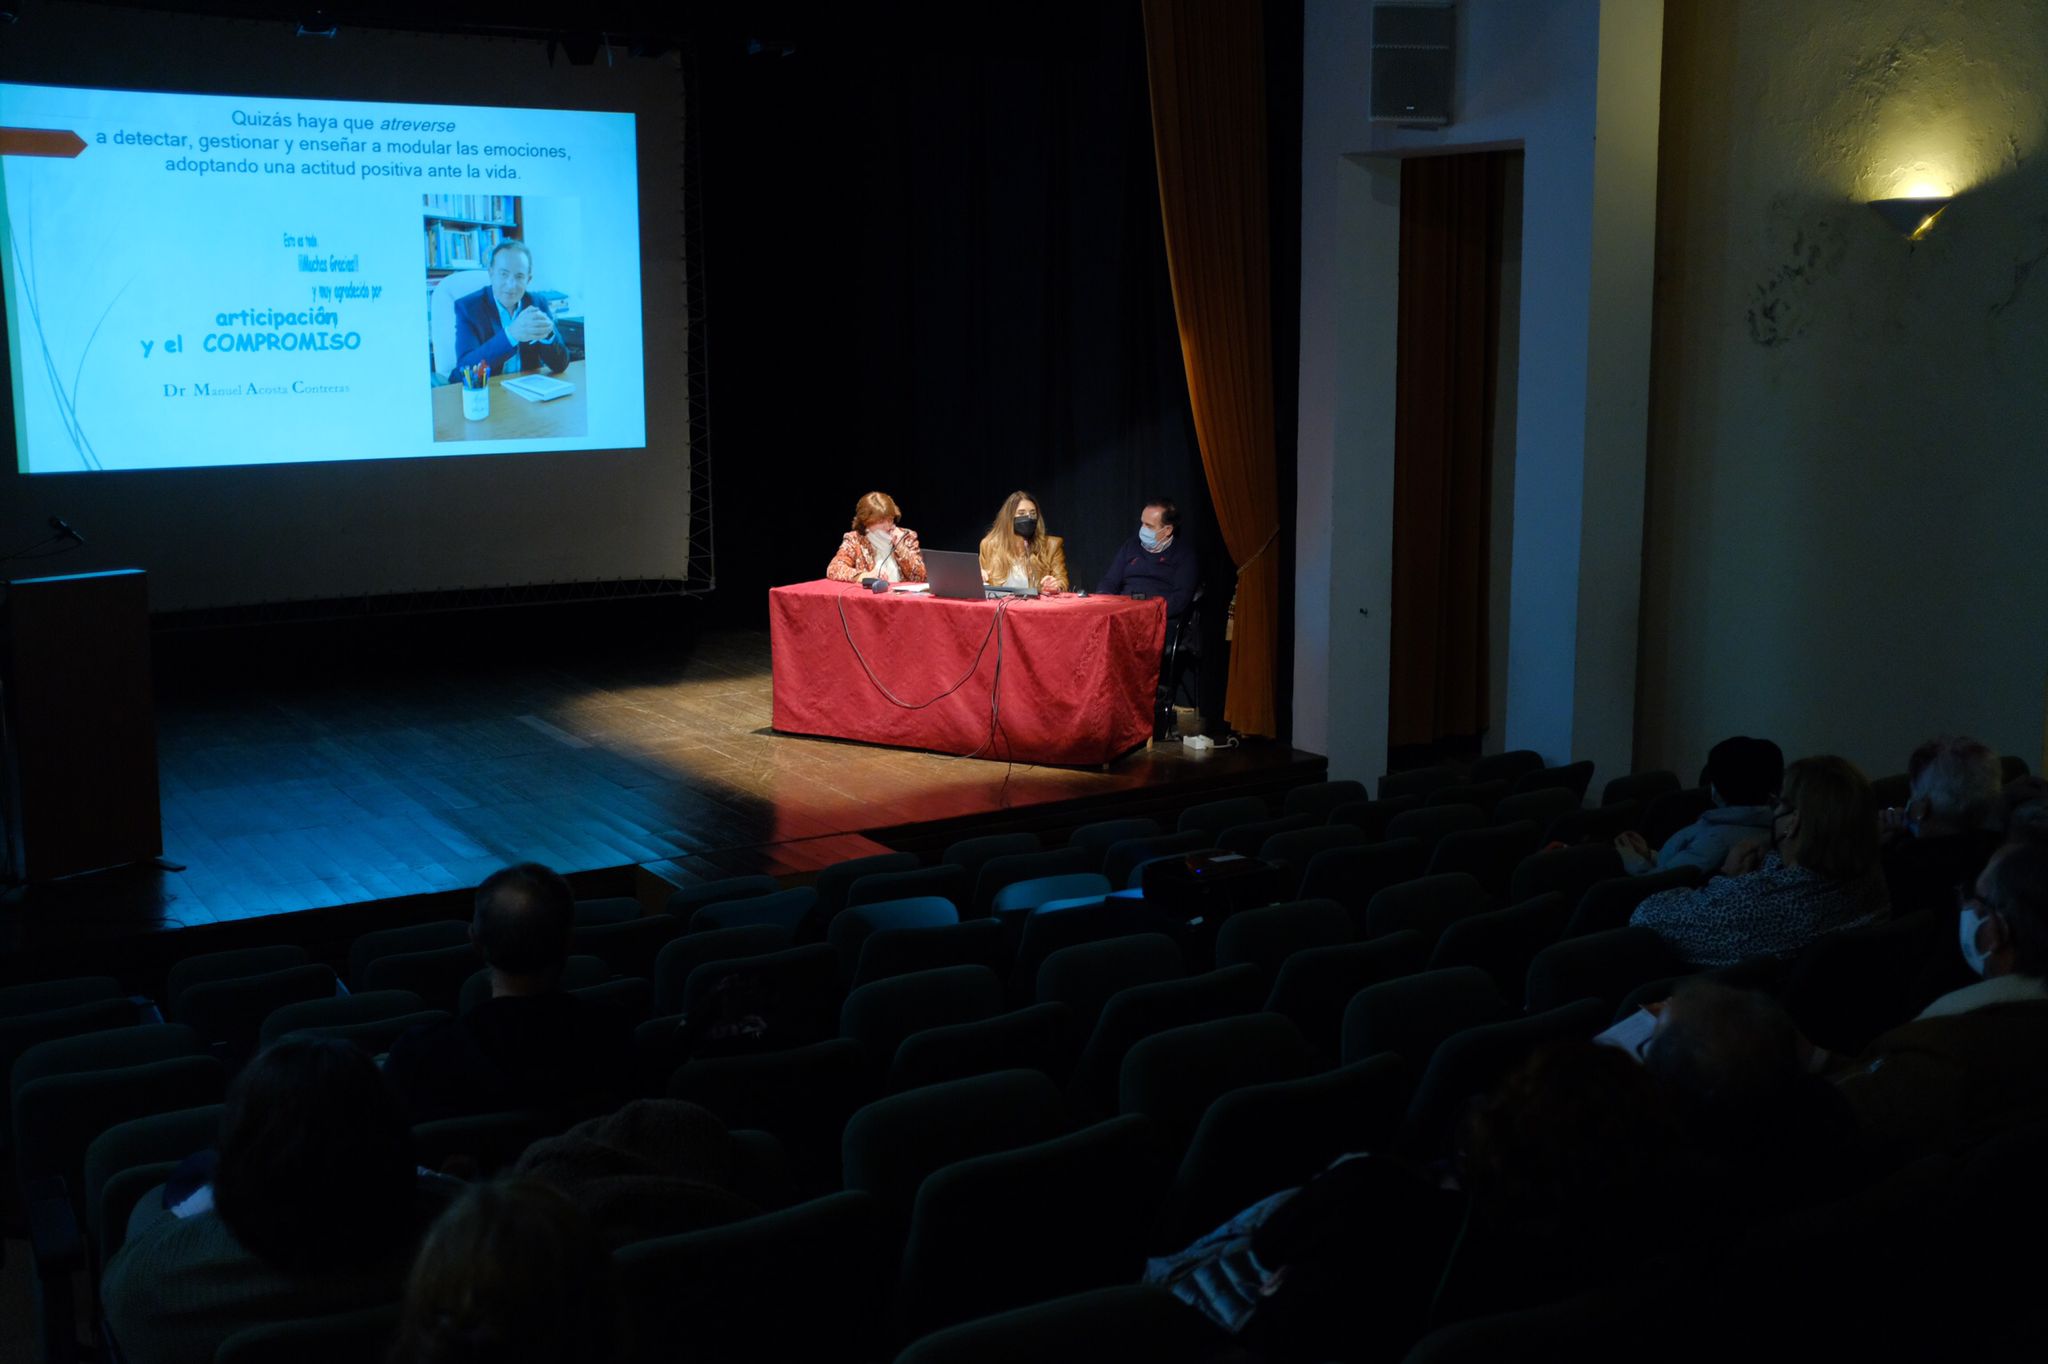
top-left (0, 622), bottom-right (1322, 986)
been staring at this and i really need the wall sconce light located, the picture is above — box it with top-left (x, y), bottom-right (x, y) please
top-left (1867, 195), bottom-right (1951, 241)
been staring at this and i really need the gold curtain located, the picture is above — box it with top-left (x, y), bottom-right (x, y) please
top-left (1140, 0), bottom-right (1281, 738)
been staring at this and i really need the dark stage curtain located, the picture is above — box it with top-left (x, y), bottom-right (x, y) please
top-left (1388, 151), bottom-right (1508, 750)
top-left (695, 6), bottom-right (1235, 718)
top-left (1139, 0), bottom-right (1284, 739)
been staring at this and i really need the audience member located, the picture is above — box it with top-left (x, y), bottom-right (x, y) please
top-left (1643, 980), bottom-right (1864, 1216)
top-left (1149, 1043), bottom-right (1685, 1359)
top-left (1631, 756), bottom-right (1887, 967)
top-left (1431, 1041), bottom-right (1690, 1323)
top-left (388, 1178), bottom-right (619, 1364)
top-left (2002, 775), bottom-right (2048, 839)
top-left (384, 862), bottom-right (635, 1124)
top-left (1832, 834), bottom-right (2048, 1166)
top-left (511, 1098), bottom-right (759, 1248)
top-left (102, 1037), bottom-right (431, 1364)
top-left (1617, 735), bottom-right (1783, 877)
top-left (1881, 735), bottom-right (2005, 918)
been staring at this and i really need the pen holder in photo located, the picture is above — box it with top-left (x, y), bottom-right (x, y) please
top-left (462, 385), bottom-right (489, 421)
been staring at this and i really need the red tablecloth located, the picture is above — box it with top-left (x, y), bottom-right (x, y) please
top-left (769, 580), bottom-right (1168, 765)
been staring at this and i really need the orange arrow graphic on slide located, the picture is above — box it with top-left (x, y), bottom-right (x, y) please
top-left (0, 128), bottom-right (87, 158)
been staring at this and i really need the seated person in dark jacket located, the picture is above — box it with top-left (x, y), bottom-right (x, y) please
top-left (1643, 979), bottom-right (1867, 1218)
top-left (1095, 497), bottom-right (1200, 621)
top-left (385, 862), bottom-right (633, 1124)
top-left (449, 239), bottom-right (570, 381)
top-left (1833, 833), bottom-right (2048, 1167)
top-left (390, 1178), bottom-right (619, 1364)
top-left (103, 1037), bottom-right (437, 1364)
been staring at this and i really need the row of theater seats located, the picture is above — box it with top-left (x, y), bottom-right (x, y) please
top-left (1, 755), bottom-right (1961, 1361)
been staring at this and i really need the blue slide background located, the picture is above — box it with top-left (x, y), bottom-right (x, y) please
top-left (1, 82), bottom-right (645, 473)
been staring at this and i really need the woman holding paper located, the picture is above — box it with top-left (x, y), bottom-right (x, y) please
top-left (826, 491), bottom-right (927, 584)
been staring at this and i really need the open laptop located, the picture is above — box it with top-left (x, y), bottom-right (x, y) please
top-left (923, 549), bottom-right (1036, 601)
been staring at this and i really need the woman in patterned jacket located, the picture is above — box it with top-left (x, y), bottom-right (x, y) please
top-left (1630, 755), bottom-right (1889, 967)
top-left (826, 491), bottom-right (927, 584)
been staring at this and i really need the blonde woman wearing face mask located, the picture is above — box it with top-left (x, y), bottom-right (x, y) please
top-left (977, 490), bottom-right (1068, 595)
top-left (826, 491), bottom-right (927, 584)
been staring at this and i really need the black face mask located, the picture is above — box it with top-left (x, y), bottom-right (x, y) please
top-left (1013, 516), bottom-right (1038, 539)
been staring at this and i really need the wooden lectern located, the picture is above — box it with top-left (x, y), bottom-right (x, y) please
top-left (2, 568), bottom-right (162, 881)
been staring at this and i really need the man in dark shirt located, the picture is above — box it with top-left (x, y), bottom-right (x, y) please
top-left (384, 862), bottom-right (633, 1124)
top-left (1095, 498), bottom-right (1200, 620)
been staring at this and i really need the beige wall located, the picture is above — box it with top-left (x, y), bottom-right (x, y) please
top-left (1296, 0), bottom-right (1663, 789)
top-left (1639, 0), bottom-right (2048, 780)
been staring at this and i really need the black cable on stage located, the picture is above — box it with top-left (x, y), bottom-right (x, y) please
top-left (836, 590), bottom-right (1056, 779)
top-left (835, 591), bottom-right (1004, 712)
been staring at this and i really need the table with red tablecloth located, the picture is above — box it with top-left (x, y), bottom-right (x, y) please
top-left (769, 580), bottom-right (1168, 766)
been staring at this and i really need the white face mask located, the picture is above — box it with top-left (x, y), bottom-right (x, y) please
top-left (1958, 904), bottom-right (1996, 977)
top-left (867, 528), bottom-right (895, 557)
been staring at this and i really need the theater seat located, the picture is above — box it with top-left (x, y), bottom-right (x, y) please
top-left (1428, 893), bottom-right (1573, 1001)
top-left (829, 898), bottom-right (958, 982)
top-left (617, 1191), bottom-right (890, 1364)
top-left (840, 966), bottom-right (1005, 1073)
top-left (1399, 998), bottom-right (1611, 1158)
top-left (842, 1068), bottom-right (1065, 1245)
top-left (890, 1003), bottom-right (1075, 1092)
top-left (163, 946), bottom-right (309, 1019)
top-left (1165, 1052), bottom-right (1410, 1247)
top-left (852, 920), bottom-right (1007, 989)
top-left (1281, 779), bottom-right (1369, 821)
top-left (893, 1285), bottom-right (1238, 1364)
top-left (1117, 1012), bottom-right (1314, 1161)
top-left (1298, 838), bottom-right (1426, 917)
top-left (1034, 934), bottom-right (1186, 1042)
top-left (654, 925), bottom-right (788, 1015)
top-left (1067, 966), bottom-right (1267, 1122)
top-left (1176, 796), bottom-right (1270, 839)
top-left (213, 1303), bottom-right (403, 1364)
top-left (259, 990), bottom-right (427, 1049)
top-left (669, 1040), bottom-right (872, 1196)
top-left (896, 1116), bottom-right (1165, 1342)
top-left (1262, 932), bottom-right (1429, 1065)
top-left (1363, 873), bottom-right (1491, 947)
top-left (1341, 967), bottom-right (1505, 1071)
top-left (1213, 899), bottom-right (1353, 980)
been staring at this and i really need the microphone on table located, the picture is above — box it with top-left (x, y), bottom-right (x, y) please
top-left (866, 531), bottom-right (907, 592)
top-left (49, 517), bottom-right (84, 545)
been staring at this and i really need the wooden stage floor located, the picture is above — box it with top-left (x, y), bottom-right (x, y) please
top-left (1, 626), bottom-right (1321, 981)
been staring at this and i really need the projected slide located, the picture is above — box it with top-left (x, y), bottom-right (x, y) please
top-left (0, 82), bottom-right (646, 473)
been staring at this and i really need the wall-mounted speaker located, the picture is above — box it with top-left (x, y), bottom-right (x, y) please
top-left (1370, 2), bottom-right (1455, 127)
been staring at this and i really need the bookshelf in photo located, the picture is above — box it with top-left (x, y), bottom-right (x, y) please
top-left (425, 194), bottom-right (523, 275)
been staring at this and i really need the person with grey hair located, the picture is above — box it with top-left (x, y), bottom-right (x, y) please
top-left (1834, 833), bottom-right (2048, 1166)
top-left (1882, 735), bottom-right (2005, 920)
top-left (450, 238), bottom-right (570, 380)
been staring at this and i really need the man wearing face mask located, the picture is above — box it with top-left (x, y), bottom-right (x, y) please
top-left (1094, 499), bottom-right (1199, 619)
top-left (1830, 833), bottom-right (2048, 1166)
top-left (826, 491), bottom-right (927, 584)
